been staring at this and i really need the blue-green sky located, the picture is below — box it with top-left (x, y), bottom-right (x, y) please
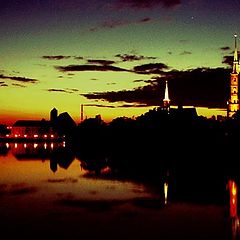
top-left (1, 0), bottom-right (239, 124)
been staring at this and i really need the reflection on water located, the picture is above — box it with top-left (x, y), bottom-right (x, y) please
top-left (228, 180), bottom-right (240, 240)
top-left (164, 182), bottom-right (168, 205)
top-left (0, 142), bottom-right (155, 201)
top-left (0, 142), bottom-right (238, 239)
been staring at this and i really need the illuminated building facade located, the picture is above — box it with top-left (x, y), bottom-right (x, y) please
top-left (227, 34), bottom-right (240, 118)
top-left (11, 120), bottom-right (55, 139)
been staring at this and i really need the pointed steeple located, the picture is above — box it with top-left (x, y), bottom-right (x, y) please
top-left (233, 34), bottom-right (238, 73)
top-left (163, 80), bottom-right (170, 111)
top-left (164, 80), bottom-right (170, 102)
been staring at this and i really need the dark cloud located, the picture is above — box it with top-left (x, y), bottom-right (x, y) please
top-left (12, 83), bottom-right (26, 88)
top-left (90, 17), bottom-right (153, 31)
top-left (87, 59), bottom-right (116, 65)
top-left (222, 52), bottom-right (239, 67)
top-left (133, 79), bottom-right (145, 83)
top-left (0, 82), bottom-right (8, 87)
top-left (180, 51), bottom-right (192, 55)
top-left (116, 0), bottom-right (181, 9)
top-left (115, 53), bottom-right (156, 62)
top-left (47, 89), bottom-right (72, 94)
top-left (42, 55), bottom-right (71, 60)
top-left (47, 88), bottom-right (79, 94)
top-left (222, 55), bottom-right (232, 67)
top-left (133, 79), bottom-right (155, 83)
top-left (65, 88), bottom-right (79, 92)
top-left (0, 74), bottom-right (38, 83)
top-left (132, 63), bottom-right (169, 74)
top-left (82, 67), bottom-right (230, 109)
top-left (74, 56), bottom-right (84, 60)
top-left (107, 82), bottom-right (116, 85)
top-left (81, 87), bottom-right (157, 105)
top-left (220, 46), bottom-right (230, 51)
top-left (55, 64), bottom-right (128, 72)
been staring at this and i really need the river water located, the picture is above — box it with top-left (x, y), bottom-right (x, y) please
top-left (0, 142), bottom-right (237, 239)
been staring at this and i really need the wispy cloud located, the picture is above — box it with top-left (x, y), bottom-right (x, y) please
top-left (65, 88), bottom-right (79, 92)
top-left (42, 55), bottom-right (71, 60)
top-left (180, 51), bottom-right (192, 55)
top-left (74, 56), bottom-right (84, 60)
top-left (115, 0), bottom-right (181, 10)
top-left (12, 83), bottom-right (26, 88)
top-left (0, 81), bottom-right (8, 87)
top-left (0, 74), bottom-right (39, 83)
top-left (220, 46), bottom-right (230, 51)
top-left (46, 88), bottom-right (79, 94)
top-left (90, 17), bottom-right (153, 31)
top-left (115, 53), bottom-right (156, 62)
top-left (87, 59), bottom-right (116, 65)
top-left (46, 89), bottom-right (73, 94)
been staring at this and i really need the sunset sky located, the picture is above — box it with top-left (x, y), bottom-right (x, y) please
top-left (1, 0), bottom-right (240, 124)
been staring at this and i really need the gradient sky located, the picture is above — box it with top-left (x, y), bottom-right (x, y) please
top-left (1, 0), bottom-right (240, 124)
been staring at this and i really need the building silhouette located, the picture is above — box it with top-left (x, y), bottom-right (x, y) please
top-left (9, 108), bottom-right (76, 139)
top-left (50, 108), bottom-right (58, 123)
top-left (227, 34), bottom-right (240, 118)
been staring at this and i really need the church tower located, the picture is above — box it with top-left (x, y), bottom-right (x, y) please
top-left (163, 80), bottom-right (170, 112)
top-left (227, 34), bottom-right (239, 118)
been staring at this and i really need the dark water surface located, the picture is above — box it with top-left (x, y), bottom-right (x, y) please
top-left (0, 142), bottom-right (237, 239)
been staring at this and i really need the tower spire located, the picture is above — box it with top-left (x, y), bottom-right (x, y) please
top-left (227, 34), bottom-right (239, 118)
top-left (233, 34), bottom-right (239, 73)
top-left (163, 80), bottom-right (170, 111)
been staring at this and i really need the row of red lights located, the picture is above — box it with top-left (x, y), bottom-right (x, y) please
top-left (5, 134), bottom-right (55, 138)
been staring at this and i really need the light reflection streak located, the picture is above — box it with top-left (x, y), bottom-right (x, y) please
top-left (164, 182), bottom-right (168, 205)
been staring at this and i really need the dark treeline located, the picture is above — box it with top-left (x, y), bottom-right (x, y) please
top-left (67, 107), bottom-right (240, 178)
top-left (67, 107), bottom-right (240, 204)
